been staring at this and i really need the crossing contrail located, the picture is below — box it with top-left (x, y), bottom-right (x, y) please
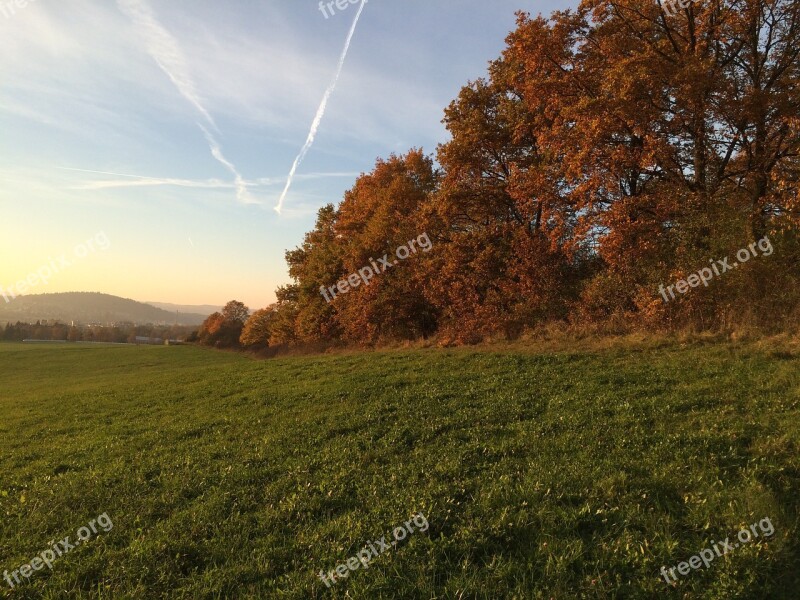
top-left (117, 0), bottom-right (255, 205)
top-left (199, 124), bottom-right (256, 205)
top-left (274, 0), bottom-right (367, 214)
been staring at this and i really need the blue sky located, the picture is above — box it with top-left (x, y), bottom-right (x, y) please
top-left (0, 0), bottom-right (573, 309)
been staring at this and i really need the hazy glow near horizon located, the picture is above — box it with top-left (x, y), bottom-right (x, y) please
top-left (0, 0), bottom-right (570, 309)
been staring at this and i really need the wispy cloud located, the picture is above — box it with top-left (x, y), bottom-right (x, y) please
top-left (117, 0), bottom-right (254, 204)
top-left (275, 0), bottom-right (367, 214)
top-left (56, 166), bottom-right (360, 191)
top-left (116, 0), bottom-right (216, 130)
top-left (58, 166), bottom-right (231, 190)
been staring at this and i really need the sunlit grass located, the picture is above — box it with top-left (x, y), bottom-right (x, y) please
top-left (0, 340), bottom-right (797, 598)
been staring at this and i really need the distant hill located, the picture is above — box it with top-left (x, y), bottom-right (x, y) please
top-left (0, 292), bottom-right (208, 326)
top-left (146, 301), bottom-right (220, 316)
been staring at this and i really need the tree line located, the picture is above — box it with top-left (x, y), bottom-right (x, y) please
top-left (202, 0), bottom-right (800, 350)
top-left (2, 322), bottom-right (196, 344)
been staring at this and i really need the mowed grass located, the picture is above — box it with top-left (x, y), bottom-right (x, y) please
top-left (0, 340), bottom-right (798, 599)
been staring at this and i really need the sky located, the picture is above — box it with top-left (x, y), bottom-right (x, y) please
top-left (0, 0), bottom-right (573, 310)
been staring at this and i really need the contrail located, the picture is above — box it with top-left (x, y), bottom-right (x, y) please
top-left (117, 0), bottom-right (254, 204)
top-left (116, 0), bottom-right (216, 130)
top-left (274, 0), bottom-right (367, 214)
top-left (199, 125), bottom-right (257, 205)
top-left (55, 166), bottom-right (361, 191)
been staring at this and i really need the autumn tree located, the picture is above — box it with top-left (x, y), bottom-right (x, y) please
top-left (198, 301), bottom-right (249, 348)
top-left (419, 56), bottom-right (576, 342)
top-left (198, 312), bottom-right (224, 346)
top-left (282, 205), bottom-right (343, 343)
top-left (222, 301), bottom-right (249, 326)
top-left (276, 151), bottom-right (439, 345)
top-left (240, 306), bottom-right (276, 348)
top-left (267, 285), bottom-right (301, 346)
top-left (332, 150), bottom-right (440, 342)
top-left (267, 0), bottom-right (799, 344)
top-left (492, 1), bottom-right (800, 325)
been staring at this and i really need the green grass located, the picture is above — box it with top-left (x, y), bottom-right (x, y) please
top-left (0, 340), bottom-right (798, 598)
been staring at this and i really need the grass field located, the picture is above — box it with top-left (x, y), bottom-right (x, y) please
top-left (0, 340), bottom-right (798, 598)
